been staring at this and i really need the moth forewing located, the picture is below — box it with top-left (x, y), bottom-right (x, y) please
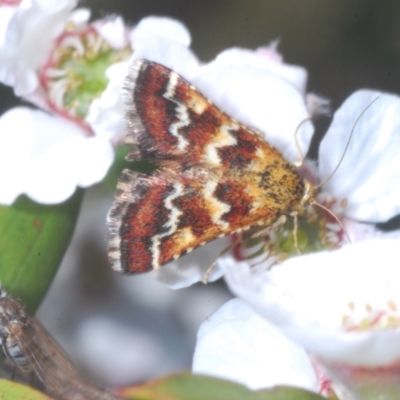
top-left (107, 59), bottom-right (316, 275)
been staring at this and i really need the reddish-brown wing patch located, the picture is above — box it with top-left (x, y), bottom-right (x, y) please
top-left (108, 60), bottom-right (307, 274)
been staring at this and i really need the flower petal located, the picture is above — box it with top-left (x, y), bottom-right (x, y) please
top-left (0, 5), bottom-right (14, 47)
top-left (130, 16), bottom-right (192, 47)
top-left (319, 90), bottom-right (400, 222)
top-left (224, 238), bottom-right (400, 367)
top-left (131, 36), bottom-right (200, 81)
top-left (0, 0), bottom-right (78, 96)
top-left (94, 15), bottom-right (128, 49)
top-left (215, 47), bottom-right (308, 95)
top-left (0, 107), bottom-right (113, 205)
top-left (154, 238), bottom-right (229, 289)
top-left (86, 61), bottom-right (129, 145)
top-left (193, 298), bottom-right (318, 391)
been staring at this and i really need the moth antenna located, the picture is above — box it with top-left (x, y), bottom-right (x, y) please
top-left (293, 213), bottom-right (301, 255)
top-left (312, 201), bottom-right (351, 243)
top-left (317, 96), bottom-right (380, 189)
top-left (203, 262), bottom-right (215, 285)
top-left (293, 116), bottom-right (312, 167)
top-left (310, 98), bottom-right (380, 247)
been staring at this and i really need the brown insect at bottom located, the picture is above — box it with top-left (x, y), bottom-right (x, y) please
top-left (0, 290), bottom-right (121, 400)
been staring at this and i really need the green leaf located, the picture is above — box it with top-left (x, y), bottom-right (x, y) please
top-left (0, 190), bottom-right (83, 314)
top-left (0, 379), bottom-right (53, 400)
top-left (118, 373), bottom-right (325, 400)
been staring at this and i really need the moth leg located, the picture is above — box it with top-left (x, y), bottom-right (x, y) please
top-left (251, 215), bottom-right (287, 239)
top-left (202, 235), bottom-right (244, 284)
top-left (203, 215), bottom-right (289, 283)
top-left (292, 212), bottom-right (301, 255)
top-left (244, 216), bottom-right (289, 270)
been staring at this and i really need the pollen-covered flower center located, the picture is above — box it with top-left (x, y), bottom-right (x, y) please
top-left (342, 300), bottom-right (400, 331)
top-left (40, 26), bottom-right (131, 124)
top-left (235, 203), bottom-right (344, 266)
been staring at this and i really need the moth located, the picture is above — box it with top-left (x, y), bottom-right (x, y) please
top-left (107, 59), bottom-right (315, 274)
top-left (0, 290), bottom-right (120, 400)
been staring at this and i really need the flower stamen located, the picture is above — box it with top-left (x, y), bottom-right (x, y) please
top-left (39, 24), bottom-right (131, 132)
top-left (342, 300), bottom-right (400, 331)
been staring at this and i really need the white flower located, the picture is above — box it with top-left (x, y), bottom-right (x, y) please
top-left (0, 107), bottom-right (113, 204)
top-left (193, 298), bottom-right (321, 392)
top-left (0, 0), bottom-right (79, 96)
top-left (0, 3), bottom-right (16, 48)
top-left (319, 90), bottom-right (400, 223)
top-left (0, 4), bottom-right (199, 204)
top-left (219, 238), bottom-right (400, 397)
top-left (130, 16), bottom-right (191, 47)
